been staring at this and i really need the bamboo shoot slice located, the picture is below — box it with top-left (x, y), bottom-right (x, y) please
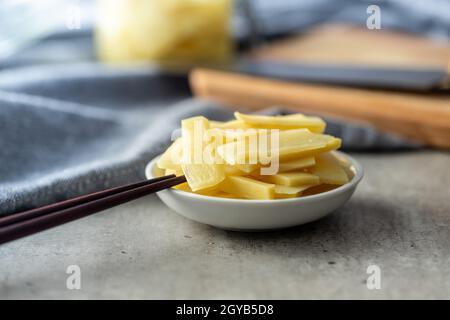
top-left (164, 168), bottom-right (183, 176)
top-left (181, 161), bottom-right (225, 192)
top-left (157, 138), bottom-right (183, 170)
top-left (181, 116), bottom-right (225, 191)
top-left (234, 112), bottom-right (326, 133)
top-left (210, 191), bottom-right (241, 199)
top-left (274, 184), bottom-right (318, 198)
top-left (217, 129), bottom-right (341, 165)
top-left (310, 153), bottom-right (349, 185)
top-left (224, 165), bottom-right (246, 176)
top-left (219, 176), bottom-right (275, 200)
top-left (278, 156), bottom-right (315, 172)
top-left (257, 172), bottom-right (320, 187)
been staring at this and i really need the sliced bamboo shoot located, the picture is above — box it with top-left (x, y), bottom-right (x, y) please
top-left (164, 168), bottom-right (183, 176)
top-left (157, 138), bottom-right (183, 171)
top-left (157, 113), bottom-right (349, 199)
top-left (310, 153), bottom-right (349, 185)
top-left (274, 184), bottom-right (317, 198)
top-left (235, 112), bottom-right (326, 133)
top-left (217, 129), bottom-right (341, 165)
top-left (181, 116), bottom-right (225, 191)
top-left (278, 157), bottom-right (315, 172)
top-left (257, 172), bottom-right (320, 187)
top-left (219, 176), bottom-right (275, 200)
top-left (182, 163), bottom-right (226, 192)
top-left (224, 165), bottom-right (246, 176)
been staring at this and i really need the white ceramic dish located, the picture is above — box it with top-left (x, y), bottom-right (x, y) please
top-left (145, 152), bottom-right (363, 231)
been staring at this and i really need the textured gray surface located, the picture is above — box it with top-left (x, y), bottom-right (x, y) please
top-left (1, 151), bottom-right (449, 299)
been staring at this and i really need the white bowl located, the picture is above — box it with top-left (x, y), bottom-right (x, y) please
top-left (145, 152), bottom-right (363, 231)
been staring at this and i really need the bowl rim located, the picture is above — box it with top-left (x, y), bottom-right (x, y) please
top-left (145, 151), bottom-right (363, 204)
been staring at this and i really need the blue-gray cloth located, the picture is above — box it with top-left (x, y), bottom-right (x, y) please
top-left (2, 0), bottom-right (448, 215)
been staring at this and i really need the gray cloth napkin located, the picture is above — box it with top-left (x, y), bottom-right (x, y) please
top-left (0, 63), bottom-right (418, 215)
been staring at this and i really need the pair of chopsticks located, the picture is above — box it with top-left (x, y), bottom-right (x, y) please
top-left (0, 174), bottom-right (186, 245)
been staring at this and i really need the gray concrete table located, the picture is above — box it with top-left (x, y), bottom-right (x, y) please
top-left (1, 151), bottom-right (449, 299)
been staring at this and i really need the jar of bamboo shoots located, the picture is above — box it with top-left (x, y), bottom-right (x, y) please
top-left (95, 0), bottom-right (233, 65)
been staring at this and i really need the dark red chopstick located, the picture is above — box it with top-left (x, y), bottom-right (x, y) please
top-left (0, 175), bottom-right (176, 228)
top-left (0, 175), bottom-right (186, 245)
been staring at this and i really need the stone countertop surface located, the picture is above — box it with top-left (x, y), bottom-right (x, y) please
top-left (1, 151), bottom-right (449, 299)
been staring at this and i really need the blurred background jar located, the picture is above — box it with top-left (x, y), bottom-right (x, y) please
top-left (96, 0), bottom-right (233, 65)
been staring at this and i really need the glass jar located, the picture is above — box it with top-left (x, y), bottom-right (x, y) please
top-left (96, 0), bottom-right (233, 65)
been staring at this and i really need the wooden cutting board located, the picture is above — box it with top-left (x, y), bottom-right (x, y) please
top-left (247, 24), bottom-right (450, 71)
top-left (190, 25), bottom-right (450, 149)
